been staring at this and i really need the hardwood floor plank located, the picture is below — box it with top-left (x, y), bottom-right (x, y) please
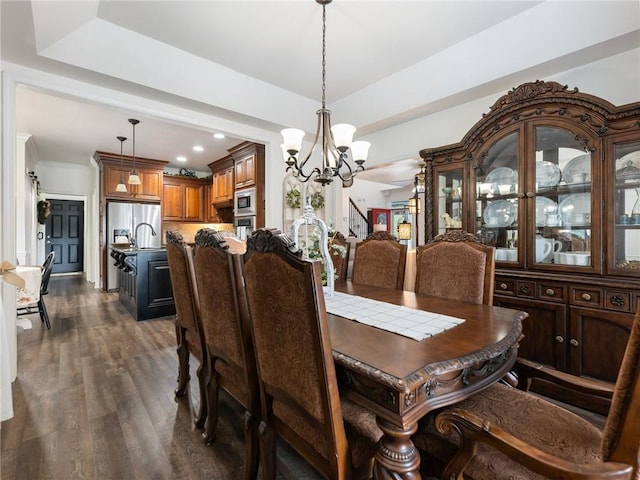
top-left (54, 384), bottom-right (92, 480)
top-left (81, 356), bottom-right (117, 420)
top-left (89, 412), bottom-right (136, 480)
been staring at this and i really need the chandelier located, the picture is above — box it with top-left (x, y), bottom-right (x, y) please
top-left (280, 0), bottom-right (370, 188)
top-left (127, 118), bottom-right (141, 185)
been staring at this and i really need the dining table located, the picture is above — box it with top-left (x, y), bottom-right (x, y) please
top-left (327, 281), bottom-right (526, 479)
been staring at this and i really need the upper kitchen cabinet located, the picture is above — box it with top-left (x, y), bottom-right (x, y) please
top-left (229, 141), bottom-right (264, 190)
top-left (420, 81), bottom-right (640, 413)
top-left (95, 151), bottom-right (167, 203)
top-left (208, 155), bottom-right (234, 207)
top-left (228, 142), bottom-right (266, 227)
top-left (162, 175), bottom-right (207, 222)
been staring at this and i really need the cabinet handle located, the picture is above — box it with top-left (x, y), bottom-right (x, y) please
top-left (581, 293), bottom-right (592, 301)
top-left (570, 339), bottom-right (579, 347)
top-left (555, 336), bottom-right (564, 343)
top-left (500, 283), bottom-right (508, 290)
top-left (545, 288), bottom-right (555, 296)
top-left (526, 192), bottom-right (535, 198)
top-left (517, 192), bottom-right (525, 198)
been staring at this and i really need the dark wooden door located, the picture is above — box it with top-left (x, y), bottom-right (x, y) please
top-left (45, 199), bottom-right (84, 273)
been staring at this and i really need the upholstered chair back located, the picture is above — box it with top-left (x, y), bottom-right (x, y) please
top-left (329, 231), bottom-right (350, 282)
top-left (242, 229), bottom-right (380, 479)
top-left (192, 228), bottom-right (260, 477)
top-left (351, 236), bottom-right (407, 290)
top-left (165, 231), bottom-right (206, 425)
top-left (415, 231), bottom-right (495, 305)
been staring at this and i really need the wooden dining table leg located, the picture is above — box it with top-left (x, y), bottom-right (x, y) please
top-left (373, 417), bottom-right (421, 480)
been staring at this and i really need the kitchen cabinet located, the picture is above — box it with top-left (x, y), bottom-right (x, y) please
top-left (208, 155), bottom-right (234, 206)
top-left (420, 81), bottom-right (640, 413)
top-left (228, 142), bottom-right (266, 227)
top-left (95, 151), bottom-right (167, 203)
top-left (162, 176), bottom-right (207, 222)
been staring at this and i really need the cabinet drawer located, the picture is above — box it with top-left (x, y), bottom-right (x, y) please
top-left (570, 287), bottom-right (603, 308)
top-left (495, 277), bottom-right (516, 296)
top-left (538, 282), bottom-right (566, 303)
top-left (605, 290), bottom-right (632, 313)
top-left (516, 280), bottom-right (536, 298)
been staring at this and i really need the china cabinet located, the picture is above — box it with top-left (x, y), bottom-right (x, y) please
top-left (420, 81), bottom-right (640, 413)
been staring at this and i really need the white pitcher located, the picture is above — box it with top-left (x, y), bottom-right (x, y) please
top-left (535, 235), bottom-right (553, 263)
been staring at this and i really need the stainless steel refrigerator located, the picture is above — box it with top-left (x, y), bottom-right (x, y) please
top-left (107, 202), bottom-right (161, 290)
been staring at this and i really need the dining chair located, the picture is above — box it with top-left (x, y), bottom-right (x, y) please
top-left (242, 228), bottom-right (382, 480)
top-left (415, 230), bottom-right (495, 305)
top-left (192, 228), bottom-right (260, 480)
top-left (351, 232), bottom-right (407, 290)
top-left (17, 251), bottom-right (56, 329)
top-left (165, 231), bottom-right (207, 428)
top-left (329, 231), bottom-right (350, 282)
top-left (413, 304), bottom-right (640, 480)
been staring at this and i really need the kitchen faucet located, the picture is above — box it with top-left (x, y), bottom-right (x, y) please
top-left (132, 222), bottom-right (157, 248)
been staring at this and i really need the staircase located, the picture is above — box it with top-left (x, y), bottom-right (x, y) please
top-left (348, 197), bottom-right (369, 240)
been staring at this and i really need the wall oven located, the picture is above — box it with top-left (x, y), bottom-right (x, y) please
top-left (234, 187), bottom-right (256, 217)
top-left (234, 215), bottom-right (255, 240)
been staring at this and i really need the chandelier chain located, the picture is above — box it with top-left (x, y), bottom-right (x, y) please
top-left (321, 3), bottom-right (327, 110)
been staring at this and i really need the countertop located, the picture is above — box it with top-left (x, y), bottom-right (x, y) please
top-left (110, 245), bottom-right (167, 254)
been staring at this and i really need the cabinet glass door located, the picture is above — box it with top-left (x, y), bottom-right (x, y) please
top-left (533, 126), bottom-right (593, 268)
top-left (476, 131), bottom-right (519, 263)
top-left (612, 140), bottom-right (640, 275)
top-left (436, 168), bottom-right (464, 236)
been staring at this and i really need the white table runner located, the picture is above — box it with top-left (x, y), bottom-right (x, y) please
top-left (325, 291), bottom-right (465, 341)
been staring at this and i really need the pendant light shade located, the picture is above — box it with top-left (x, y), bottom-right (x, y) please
top-left (115, 135), bottom-right (128, 192)
top-left (127, 118), bottom-right (142, 186)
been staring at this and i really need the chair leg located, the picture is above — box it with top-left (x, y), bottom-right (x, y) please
top-left (38, 298), bottom-right (51, 329)
top-left (194, 358), bottom-right (207, 429)
top-left (258, 420), bottom-right (276, 480)
top-left (243, 410), bottom-right (260, 480)
top-left (202, 364), bottom-right (220, 445)
top-left (175, 325), bottom-right (190, 397)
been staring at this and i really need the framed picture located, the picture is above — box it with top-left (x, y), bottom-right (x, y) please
top-left (369, 208), bottom-right (391, 233)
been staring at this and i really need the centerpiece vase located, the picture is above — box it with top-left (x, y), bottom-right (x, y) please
top-left (291, 195), bottom-right (335, 297)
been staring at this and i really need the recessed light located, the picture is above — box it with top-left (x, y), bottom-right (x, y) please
top-left (176, 156), bottom-right (187, 162)
top-left (193, 145), bottom-right (204, 152)
top-left (213, 133), bottom-right (225, 139)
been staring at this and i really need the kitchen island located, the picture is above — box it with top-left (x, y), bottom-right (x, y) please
top-left (110, 246), bottom-right (176, 321)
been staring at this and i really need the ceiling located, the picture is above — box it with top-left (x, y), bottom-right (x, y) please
top-left (3, 1), bottom-right (639, 186)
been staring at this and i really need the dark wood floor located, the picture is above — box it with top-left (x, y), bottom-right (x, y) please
top-left (1, 275), bottom-right (322, 480)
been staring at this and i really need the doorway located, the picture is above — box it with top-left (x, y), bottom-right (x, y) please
top-left (45, 199), bottom-right (85, 274)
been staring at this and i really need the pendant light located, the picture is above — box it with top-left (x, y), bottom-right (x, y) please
top-left (127, 118), bottom-right (141, 185)
top-left (115, 136), bottom-right (128, 193)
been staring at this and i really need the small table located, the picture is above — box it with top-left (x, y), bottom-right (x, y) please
top-left (15, 266), bottom-right (42, 330)
top-left (329, 281), bottom-right (526, 479)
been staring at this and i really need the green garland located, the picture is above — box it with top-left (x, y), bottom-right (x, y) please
top-left (285, 188), bottom-right (302, 209)
top-left (310, 191), bottom-right (325, 210)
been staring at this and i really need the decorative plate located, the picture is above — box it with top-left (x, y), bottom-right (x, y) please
top-left (486, 167), bottom-right (516, 185)
top-left (562, 154), bottom-right (591, 184)
top-left (483, 200), bottom-right (517, 228)
top-left (536, 161), bottom-right (562, 188)
top-left (558, 193), bottom-right (591, 226)
top-left (535, 196), bottom-right (558, 226)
